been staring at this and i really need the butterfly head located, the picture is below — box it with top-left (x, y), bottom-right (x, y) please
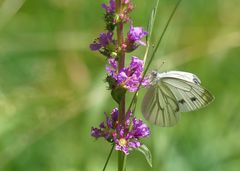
top-left (151, 70), bottom-right (158, 78)
top-left (149, 70), bottom-right (160, 85)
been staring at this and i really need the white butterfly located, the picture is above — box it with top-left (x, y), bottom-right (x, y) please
top-left (141, 71), bottom-right (214, 127)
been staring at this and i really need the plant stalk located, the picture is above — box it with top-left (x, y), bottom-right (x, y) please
top-left (103, 144), bottom-right (115, 171)
top-left (116, 0), bottom-right (127, 170)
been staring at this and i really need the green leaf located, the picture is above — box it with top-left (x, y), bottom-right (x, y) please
top-left (146, 0), bottom-right (159, 43)
top-left (111, 87), bottom-right (126, 104)
top-left (137, 144), bottom-right (152, 167)
top-left (144, 0), bottom-right (160, 63)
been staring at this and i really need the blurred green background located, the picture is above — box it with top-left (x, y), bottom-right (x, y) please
top-left (0, 0), bottom-right (240, 170)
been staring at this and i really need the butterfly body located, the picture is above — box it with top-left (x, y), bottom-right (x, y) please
top-left (141, 71), bottom-right (214, 127)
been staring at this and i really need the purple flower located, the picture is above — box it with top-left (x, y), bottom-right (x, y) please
top-left (91, 128), bottom-right (103, 138)
top-left (90, 43), bottom-right (102, 51)
top-left (90, 32), bottom-right (114, 51)
top-left (130, 118), bottom-right (150, 138)
top-left (102, 0), bottom-right (116, 13)
top-left (91, 108), bottom-right (119, 141)
top-left (115, 137), bottom-right (130, 154)
top-left (91, 108), bottom-right (150, 155)
top-left (127, 25), bottom-right (148, 46)
top-left (113, 129), bottom-right (141, 155)
top-left (113, 111), bottom-right (150, 155)
top-left (106, 58), bottom-right (118, 79)
top-left (106, 56), bottom-right (150, 92)
top-left (99, 32), bottom-right (113, 47)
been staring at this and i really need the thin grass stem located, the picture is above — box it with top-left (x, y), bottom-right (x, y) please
top-left (127, 0), bottom-right (182, 114)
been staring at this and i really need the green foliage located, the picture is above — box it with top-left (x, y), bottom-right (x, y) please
top-left (137, 144), bottom-right (152, 168)
top-left (111, 87), bottom-right (126, 104)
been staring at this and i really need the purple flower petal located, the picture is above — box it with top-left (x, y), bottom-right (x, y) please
top-left (127, 25), bottom-right (148, 45)
top-left (106, 56), bottom-right (150, 92)
top-left (131, 118), bottom-right (150, 138)
top-left (117, 71), bottom-right (128, 84)
top-left (90, 42), bottom-right (102, 51)
top-left (106, 58), bottom-right (118, 79)
top-left (102, 0), bottom-right (116, 13)
top-left (91, 127), bottom-right (103, 138)
top-left (111, 108), bottom-right (119, 125)
top-left (99, 32), bottom-right (113, 47)
top-left (100, 122), bottom-right (106, 129)
top-left (128, 141), bottom-right (141, 149)
top-left (90, 32), bottom-right (113, 52)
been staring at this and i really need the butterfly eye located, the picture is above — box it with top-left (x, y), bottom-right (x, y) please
top-left (151, 71), bottom-right (158, 78)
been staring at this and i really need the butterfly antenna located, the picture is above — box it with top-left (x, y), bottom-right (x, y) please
top-left (152, 61), bottom-right (165, 74)
top-left (158, 61), bottom-right (165, 70)
top-left (127, 0), bottom-right (182, 113)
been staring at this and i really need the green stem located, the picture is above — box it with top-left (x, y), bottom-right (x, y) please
top-left (116, 0), bottom-right (127, 170)
top-left (103, 144), bottom-right (115, 171)
top-left (118, 151), bottom-right (127, 171)
top-left (127, 0), bottom-right (182, 115)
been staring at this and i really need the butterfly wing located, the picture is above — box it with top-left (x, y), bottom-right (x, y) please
top-left (161, 75), bottom-right (214, 112)
top-left (158, 71), bottom-right (201, 84)
top-left (141, 84), bottom-right (180, 127)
